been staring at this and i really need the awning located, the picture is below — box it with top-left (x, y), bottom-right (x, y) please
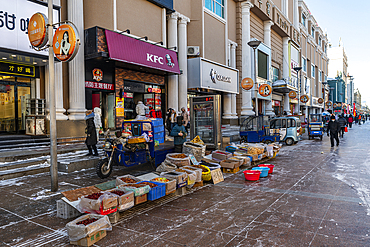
top-left (105, 30), bottom-right (180, 74)
top-left (272, 80), bottom-right (297, 93)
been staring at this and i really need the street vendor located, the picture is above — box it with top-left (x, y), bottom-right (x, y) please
top-left (170, 116), bottom-right (187, 153)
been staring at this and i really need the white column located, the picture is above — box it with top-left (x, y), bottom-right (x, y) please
top-left (67, 0), bottom-right (86, 120)
top-left (293, 0), bottom-right (299, 29)
top-left (162, 8), bottom-right (167, 47)
top-left (230, 42), bottom-right (238, 118)
top-left (223, 94), bottom-right (233, 119)
top-left (55, 62), bottom-right (68, 120)
top-left (241, 2), bottom-right (254, 116)
top-left (178, 15), bottom-right (190, 112)
top-left (283, 37), bottom-right (291, 115)
top-left (264, 21), bottom-right (275, 117)
top-left (167, 12), bottom-right (178, 111)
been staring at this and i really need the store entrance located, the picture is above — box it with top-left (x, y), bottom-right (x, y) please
top-left (0, 76), bottom-right (33, 133)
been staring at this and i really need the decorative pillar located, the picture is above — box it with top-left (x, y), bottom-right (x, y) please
top-left (264, 21), bottom-right (275, 117)
top-left (230, 42), bottom-right (238, 118)
top-left (283, 37), bottom-right (291, 115)
top-left (241, 1), bottom-right (255, 116)
top-left (293, 0), bottom-right (299, 29)
top-left (67, 0), bottom-right (86, 120)
top-left (178, 15), bottom-right (190, 112)
top-left (55, 62), bottom-right (68, 120)
top-left (167, 12), bottom-right (179, 111)
top-left (223, 94), bottom-right (233, 119)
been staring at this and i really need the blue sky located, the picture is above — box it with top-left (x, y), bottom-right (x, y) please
top-left (305, 0), bottom-right (370, 105)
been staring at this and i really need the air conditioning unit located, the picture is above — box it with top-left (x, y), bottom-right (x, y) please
top-left (187, 46), bottom-right (200, 56)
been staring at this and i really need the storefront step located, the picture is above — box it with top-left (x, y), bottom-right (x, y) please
top-left (0, 157), bottom-right (47, 171)
top-left (0, 162), bottom-right (50, 180)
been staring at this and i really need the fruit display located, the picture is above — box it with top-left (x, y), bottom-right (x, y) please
top-left (120, 177), bottom-right (138, 183)
top-left (152, 177), bottom-right (169, 183)
top-left (192, 165), bottom-right (209, 172)
top-left (76, 218), bottom-right (98, 226)
top-left (110, 190), bottom-right (126, 196)
top-left (139, 182), bottom-right (157, 188)
top-left (119, 184), bottom-right (146, 188)
top-left (86, 193), bottom-right (103, 200)
top-left (170, 153), bottom-right (187, 159)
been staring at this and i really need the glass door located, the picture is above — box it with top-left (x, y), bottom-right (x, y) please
top-left (193, 102), bottom-right (214, 144)
top-left (0, 84), bottom-right (15, 132)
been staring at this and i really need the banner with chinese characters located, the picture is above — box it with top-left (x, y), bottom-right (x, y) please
top-left (116, 97), bottom-right (124, 117)
top-left (85, 81), bottom-right (114, 90)
top-left (0, 61), bottom-right (35, 77)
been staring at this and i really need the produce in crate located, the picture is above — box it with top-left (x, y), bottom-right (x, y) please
top-left (117, 183), bottom-right (150, 196)
top-left (106, 189), bottom-right (134, 212)
top-left (152, 177), bottom-right (170, 182)
top-left (166, 153), bottom-right (190, 167)
top-left (116, 175), bottom-right (142, 186)
top-left (120, 177), bottom-right (138, 184)
top-left (139, 182), bottom-right (158, 188)
top-left (76, 218), bottom-right (98, 226)
top-left (77, 192), bottom-right (118, 215)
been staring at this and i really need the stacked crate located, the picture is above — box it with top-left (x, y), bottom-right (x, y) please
top-left (151, 119), bottom-right (165, 144)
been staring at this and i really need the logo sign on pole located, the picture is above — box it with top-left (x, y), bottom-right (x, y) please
top-left (28, 13), bottom-right (48, 48)
top-left (53, 24), bottom-right (80, 62)
top-left (326, 101), bottom-right (332, 107)
top-left (259, 84), bottom-right (272, 97)
top-left (92, 68), bottom-right (103, 82)
top-left (241, 77), bottom-right (254, 90)
top-left (318, 98), bottom-right (324, 104)
top-left (288, 91), bottom-right (297, 99)
top-left (300, 94), bottom-right (309, 103)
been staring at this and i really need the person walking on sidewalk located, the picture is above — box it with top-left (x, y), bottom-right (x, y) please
top-left (338, 114), bottom-right (347, 138)
top-left (327, 115), bottom-right (340, 147)
top-left (348, 114), bottom-right (353, 128)
top-left (85, 110), bottom-right (98, 156)
top-left (359, 114), bottom-right (362, 125)
top-left (170, 116), bottom-right (187, 153)
top-left (181, 107), bottom-right (190, 134)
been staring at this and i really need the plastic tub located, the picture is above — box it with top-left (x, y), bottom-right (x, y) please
top-left (251, 167), bottom-right (269, 178)
top-left (258, 164), bottom-right (275, 174)
top-left (243, 170), bottom-right (261, 181)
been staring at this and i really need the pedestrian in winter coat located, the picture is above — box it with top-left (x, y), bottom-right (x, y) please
top-left (327, 115), bottom-right (340, 147)
top-left (165, 108), bottom-right (172, 133)
top-left (170, 109), bottom-right (177, 130)
top-left (337, 115), bottom-right (347, 138)
top-left (170, 116), bottom-right (187, 153)
top-left (181, 107), bottom-right (190, 133)
top-left (359, 114), bottom-right (362, 125)
top-left (348, 115), bottom-right (353, 128)
top-left (85, 110), bottom-right (98, 156)
top-left (355, 115), bottom-right (358, 124)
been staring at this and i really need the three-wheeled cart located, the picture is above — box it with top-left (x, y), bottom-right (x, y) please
top-left (240, 116), bottom-right (280, 143)
top-left (308, 114), bottom-right (324, 140)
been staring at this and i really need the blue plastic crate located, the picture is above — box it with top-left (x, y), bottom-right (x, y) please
top-left (137, 181), bottom-right (165, 201)
top-left (153, 125), bottom-right (164, 133)
top-left (154, 131), bottom-right (164, 139)
top-left (157, 137), bottom-right (165, 144)
top-left (151, 119), bottom-right (163, 127)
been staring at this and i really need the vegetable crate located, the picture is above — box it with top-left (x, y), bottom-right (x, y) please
top-left (137, 181), bottom-right (166, 201)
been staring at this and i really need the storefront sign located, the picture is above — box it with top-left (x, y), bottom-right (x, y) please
top-left (92, 68), bottom-right (103, 82)
top-left (85, 81), bottom-right (114, 90)
top-left (274, 100), bottom-right (281, 106)
top-left (147, 87), bottom-right (161, 93)
top-left (318, 98), bottom-right (324, 104)
top-left (105, 30), bottom-right (180, 74)
top-left (300, 94), bottom-right (309, 103)
top-left (53, 23), bottom-right (79, 62)
top-left (326, 101), bottom-right (332, 107)
top-left (288, 91), bottom-right (297, 99)
top-left (116, 97), bottom-right (124, 117)
top-left (187, 57), bottom-right (238, 94)
top-left (28, 12), bottom-right (48, 48)
top-left (124, 81), bottom-right (145, 93)
top-left (333, 103), bottom-right (337, 108)
top-left (0, 0), bottom-right (59, 56)
top-left (241, 77), bottom-right (254, 90)
top-left (0, 60), bottom-right (35, 77)
top-left (124, 92), bottom-right (133, 98)
top-left (259, 84), bottom-right (272, 97)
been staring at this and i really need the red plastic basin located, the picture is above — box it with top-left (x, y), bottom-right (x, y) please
top-left (243, 170), bottom-right (261, 181)
top-left (258, 164), bottom-right (275, 174)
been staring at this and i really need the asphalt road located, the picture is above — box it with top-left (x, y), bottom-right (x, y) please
top-left (0, 121), bottom-right (369, 246)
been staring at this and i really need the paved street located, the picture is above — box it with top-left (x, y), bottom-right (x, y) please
top-left (1, 122), bottom-right (370, 246)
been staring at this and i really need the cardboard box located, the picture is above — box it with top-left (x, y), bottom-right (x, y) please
top-left (108, 211), bottom-right (120, 224)
top-left (227, 157), bottom-right (244, 166)
top-left (220, 160), bottom-right (240, 169)
top-left (223, 167), bottom-right (240, 174)
top-left (134, 193), bottom-right (147, 205)
top-left (160, 171), bottom-right (187, 188)
top-left (70, 230), bottom-right (106, 247)
top-left (212, 150), bottom-right (232, 161)
top-left (201, 157), bottom-right (221, 164)
top-left (151, 178), bottom-right (176, 195)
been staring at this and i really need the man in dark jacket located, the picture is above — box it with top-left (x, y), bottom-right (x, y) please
top-left (85, 110), bottom-right (98, 156)
top-left (337, 114), bottom-right (347, 138)
top-left (327, 115), bottom-right (340, 147)
top-left (170, 116), bottom-right (187, 153)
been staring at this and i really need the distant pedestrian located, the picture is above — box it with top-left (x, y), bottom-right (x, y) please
top-left (355, 115), bottom-right (358, 124)
top-left (338, 114), bottom-right (347, 138)
top-left (85, 110), bottom-right (98, 156)
top-left (165, 108), bottom-right (172, 133)
top-left (359, 114), bottom-right (362, 125)
top-left (181, 107), bottom-right (190, 134)
top-left (170, 109), bottom-right (177, 130)
top-left (170, 116), bottom-right (187, 153)
top-left (327, 115), bottom-right (340, 147)
top-left (348, 115), bottom-right (353, 128)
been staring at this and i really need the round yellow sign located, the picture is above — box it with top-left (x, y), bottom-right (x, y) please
top-left (300, 94), bottom-right (309, 103)
top-left (259, 84), bottom-right (272, 97)
top-left (241, 77), bottom-right (254, 90)
top-left (28, 13), bottom-right (48, 48)
top-left (53, 24), bottom-right (80, 62)
top-left (318, 98), bottom-right (324, 104)
top-left (288, 91), bottom-right (297, 99)
top-left (326, 101), bottom-right (332, 107)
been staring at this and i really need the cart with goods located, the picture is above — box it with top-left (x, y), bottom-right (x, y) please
top-left (308, 114), bottom-right (324, 140)
top-left (96, 119), bottom-right (174, 178)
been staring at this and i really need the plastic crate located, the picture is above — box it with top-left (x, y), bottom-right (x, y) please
top-left (137, 181), bottom-right (165, 201)
top-left (57, 200), bottom-right (81, 219)
top-left (150, 119), bottom-right (163, 126)
top-left (154, 131), bottom-right (164, 139)
top-left (153, 125), bottom-right (165, 133)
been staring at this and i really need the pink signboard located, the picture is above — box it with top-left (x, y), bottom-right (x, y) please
top-left (105, 30), bottom-right (180, 74)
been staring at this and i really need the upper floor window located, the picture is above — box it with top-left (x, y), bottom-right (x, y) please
top-left (311, 65), bottom-right (315, 78)
top-left (205, 0), bottom-right (225, 18)
top-left (319, 70), bottom-right (322, 82)
top-left (272, 67), bottom-right (279, 82)
top-left (324, 45), bottom-right (327, 53)
top-left (302, 14), bottom-right (306, 27)
top-left (318, 37), bottom-right (322, 46)
top-left (311, 27), bottom-right (315, 38)
top-left (302, 57), bottom-right (307, 72)
top-left (258, 51), bottom-right (268, 79)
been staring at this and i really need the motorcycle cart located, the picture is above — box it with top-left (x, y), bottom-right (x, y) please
top-left (96, 119), bottom-right (174, 179)
top-left (240, 116), bottom-right (279, 143)
top-left (269, 116), bottom-right (301, 145)
top-left (308, 114), bottom-right (324, 140)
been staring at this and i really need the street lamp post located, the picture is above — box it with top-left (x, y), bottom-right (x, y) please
top-left (293, 67), bottom-right (302, 115)
top-left (322, 81), bottom-right (328, 112)
top-left (248, 40), bottom-right (261, 116)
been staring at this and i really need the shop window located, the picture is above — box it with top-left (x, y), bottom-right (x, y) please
top-left (257, 50), bottom-right (268, 79)
top-left (205, 0), bottom-right (225, 18)
top-left (272, 67), bottom-right (279, 82)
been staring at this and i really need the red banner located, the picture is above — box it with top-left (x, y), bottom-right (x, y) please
top-left (85, 81), bottom-right (114, 90)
